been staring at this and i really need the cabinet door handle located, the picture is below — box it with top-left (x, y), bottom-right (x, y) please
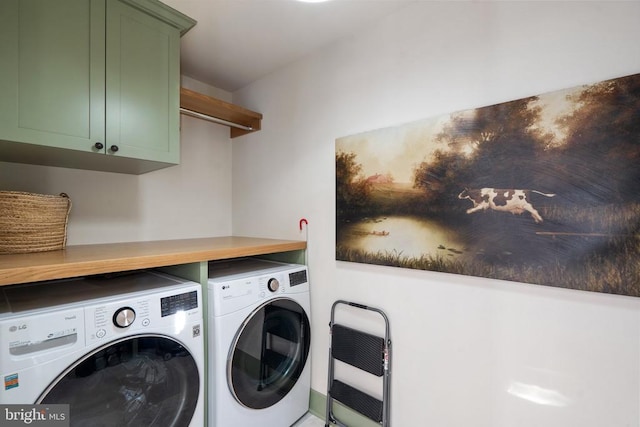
top-left (110, 145), bottom-right (119, 153)
top-left (94, 142), bottom-right (104, 150)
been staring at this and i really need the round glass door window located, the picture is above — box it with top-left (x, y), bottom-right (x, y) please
top-left (39, 335), bottom-right (199, 427)
top-left (228, 298), bottom-right (310, 409)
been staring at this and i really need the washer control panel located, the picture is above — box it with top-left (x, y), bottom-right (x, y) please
top-left (161, 291), bottom-right (198, 317)
top-left (113, 307), bottom-right (136, 328)
top-left (267, 278), bottom-right (280, 292)
top-left (86, 287), bottom-right (200, 344)
top-left (0, 272), bottom-right (202, 372)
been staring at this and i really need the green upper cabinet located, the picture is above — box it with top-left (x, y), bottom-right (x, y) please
top-left (0, 0), bottom-right (105, 153)
top-left (106, 0), bottom-right (182, 164)
top-left (0, 0), bottom-right (195, 174)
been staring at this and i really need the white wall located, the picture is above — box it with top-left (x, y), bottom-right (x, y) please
top-left (0, 78), bottom-right (233, 245)
top-left (231, 2), bottom-right (640, 426)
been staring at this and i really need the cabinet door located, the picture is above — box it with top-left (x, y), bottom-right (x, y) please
top-left (106, 0), bottom-right (180, 164)
top-left (0, 0), bottom-right (105, 153)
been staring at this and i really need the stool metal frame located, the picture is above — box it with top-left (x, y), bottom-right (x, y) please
top-left (325, 300), bottom-right (391, 427)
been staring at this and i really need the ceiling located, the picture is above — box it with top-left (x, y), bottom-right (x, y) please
top-left (161, 0), bottom-right (412, 92)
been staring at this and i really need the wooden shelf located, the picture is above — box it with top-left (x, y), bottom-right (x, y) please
top-left (0, 236), bottom-right (305, 286)
top-left (180, 87), bottom-right (263, 138)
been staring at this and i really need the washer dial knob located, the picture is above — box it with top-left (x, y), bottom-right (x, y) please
top-left (267, 278), bottom-right (280, 292)
top-left (113, 307), bottom-right (136, 328)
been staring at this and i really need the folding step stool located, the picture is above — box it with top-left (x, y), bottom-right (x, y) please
top-left (325, 300), bottom-right (391, 427)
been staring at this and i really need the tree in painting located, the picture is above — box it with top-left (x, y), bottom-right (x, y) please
top-left (336, 73), bottom-right (640, 297)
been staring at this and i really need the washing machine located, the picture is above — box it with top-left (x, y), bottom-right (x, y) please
top-left (0, 270), bottom-right (205, 427)
top-left (207, 258), bottom-right (311, 427)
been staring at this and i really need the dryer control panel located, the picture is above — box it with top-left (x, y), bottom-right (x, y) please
top-left (208, 261), bottom-right (309, 317)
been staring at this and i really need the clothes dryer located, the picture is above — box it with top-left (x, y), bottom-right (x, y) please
top-left (207, 258), bottom-right (311, 427)
top-left (0, 270), bottom-right (204, 427)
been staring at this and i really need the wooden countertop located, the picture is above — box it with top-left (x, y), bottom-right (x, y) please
top-left (0, 236), bottom-right (306, 286)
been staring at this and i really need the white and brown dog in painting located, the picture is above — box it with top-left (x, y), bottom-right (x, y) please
top-left (458, 187), bottom-right (556, 223)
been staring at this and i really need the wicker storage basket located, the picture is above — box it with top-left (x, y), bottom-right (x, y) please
top-left (0, 191), bottom-right (72, 254)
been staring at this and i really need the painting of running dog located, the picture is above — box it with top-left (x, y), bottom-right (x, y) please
top-left (336, 72), bottom-right (640, 297)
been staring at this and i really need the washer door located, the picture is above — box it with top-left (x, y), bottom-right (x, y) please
top-left (228, 298), bottom-right (310, 409)
top-left (38, 335), bottom-right (199, 427)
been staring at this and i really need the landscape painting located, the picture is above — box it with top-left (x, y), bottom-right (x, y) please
top-left (336, 73), bottom-right (640, 297)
